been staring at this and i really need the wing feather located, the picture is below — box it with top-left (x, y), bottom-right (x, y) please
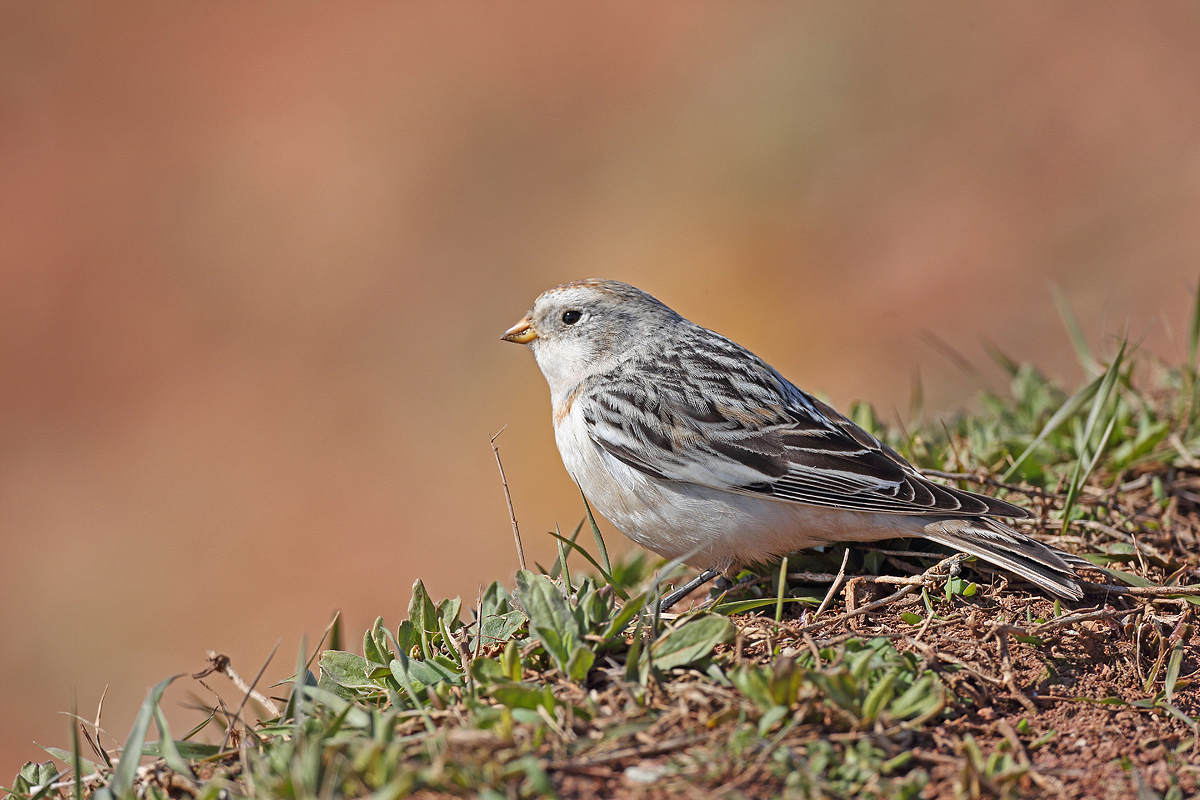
top-left (578, 333), bottom-right (1028, 519)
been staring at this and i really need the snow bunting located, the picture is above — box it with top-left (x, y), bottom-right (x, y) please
top-left (503, 279), bottom-right (1085, 599)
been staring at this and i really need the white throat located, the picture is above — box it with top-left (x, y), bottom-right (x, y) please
top-left (531, 343), bottom-right (594, 406)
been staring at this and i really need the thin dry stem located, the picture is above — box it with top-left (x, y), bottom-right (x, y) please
top-left (490, 427), bottom-right (526, 572)
top-left (813, 548), bottom-right (850, 620)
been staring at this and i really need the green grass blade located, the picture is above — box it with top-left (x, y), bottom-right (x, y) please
top-left (555, 524), bottom-right (571, 590)
top-left (1061, 410), bottom-right (1118, 523)
top-left (151, 704), bottom-right (195, 781)
top-left (1060, 341), bottom-right (1126, 520)
top-left (111, 675), bottom-right (183, 799)
top-left (1052, 284), bottom-right (1098, 376)
top-left (291, 635), bottom-right (308, 738)
top-left (984, 341), bottom-right (1021, 378)
top-left (909, 369), bottom-right (924, 426)
top-left (1189, 276), bottom-right (1200, 370)
top-left (1165, 642), bottom-right (1185, 704)
top-left (1080, 341), bottom-right (1126, 447)
top-left (775, 557), bottom-right (788, 624)
top-left (547, 518), bottom-right (584, 580)
top-left (179, 707), bottom-right (218, 742)
top-left (1001, 372), bottom-right (1103, 480)
top-left (546, 531), bottom-right (629, 601)
top-left (580, 492), bottom-right (612, 577)
top-left (710, 597), bottom-right (820, 615)
top-left (71, 698), bottom-right (85, 800)
top-left (600, 591), bottom-right (649, 639)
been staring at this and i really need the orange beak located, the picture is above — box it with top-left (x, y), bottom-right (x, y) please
top-left (501, 316), bottom-right (537, 344)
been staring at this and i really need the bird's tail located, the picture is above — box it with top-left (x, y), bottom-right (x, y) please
top-left (921, 517), bottom-right (1087, 600)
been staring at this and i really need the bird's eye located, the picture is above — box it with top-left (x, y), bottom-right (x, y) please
top-left (561, 310), bottom-right (582, 325)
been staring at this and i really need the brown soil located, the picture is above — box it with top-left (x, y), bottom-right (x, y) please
top-left (544, 582), bottom-right (1198, 799)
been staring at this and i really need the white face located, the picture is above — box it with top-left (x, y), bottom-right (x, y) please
top-left (502, 280), bottom-right (679, 400)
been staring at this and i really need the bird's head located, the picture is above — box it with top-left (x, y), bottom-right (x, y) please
top-left (502, 279), bottom-right (679, 397)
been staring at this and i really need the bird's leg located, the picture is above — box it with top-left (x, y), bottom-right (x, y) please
top-left (659, 567), bottom-right (721, 611)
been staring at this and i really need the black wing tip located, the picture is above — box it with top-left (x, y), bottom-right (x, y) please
top-left (921, 518), bottom-right (1084, 600)
top-left (932, 477), bottom-right (1031, 519)
top-left (994, 499), bottom-right (1033, 519)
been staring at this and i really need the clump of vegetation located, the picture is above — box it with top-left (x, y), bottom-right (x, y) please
top-left (7, 294), bottom-right (1200, 799)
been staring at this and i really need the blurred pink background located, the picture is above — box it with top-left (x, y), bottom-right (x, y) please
top-left (3, 2), bottom-right (1200, 775)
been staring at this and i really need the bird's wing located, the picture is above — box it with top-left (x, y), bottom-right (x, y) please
top-left (578, 344), bottom-right (1027, 519)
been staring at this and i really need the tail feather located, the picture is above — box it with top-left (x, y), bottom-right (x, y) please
top-left (921, 517), bottom-right (1084, 600)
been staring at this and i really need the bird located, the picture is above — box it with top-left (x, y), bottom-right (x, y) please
top-left (501, 279), bottom-right (1087, 602)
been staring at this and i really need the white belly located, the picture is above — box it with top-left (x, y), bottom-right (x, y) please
top-left (552, 405), bottom-right (921, 571)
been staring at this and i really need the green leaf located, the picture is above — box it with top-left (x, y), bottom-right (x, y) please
top-left (318, 651), bottom-right (378, 690)
top-left (476, 609), bottom-right (527, 650)
top-left (437, 597), bottom-right (462, 631)
top-left (399, 656), bottom-right (464, 687)
top-left (888, 674), bottom-right (942, 721)
top-left (70, 698), bottom-right (86, 800)
top-left (861, 670), bottom-right (897, 724)
top-left (650, 615), bottom-right (735, 670)
top-left (900, 612), bottom-right (924, 626)
top-left (769, 658), bottom-right (804, 707)
top-left (491, 684), bottom-right (557, 713)
top-left (395, 620), bottom-right (417, 656)
top-left (572, 577), bottom-right (609, 633)
top-left (1098, 568), bottom-right (1159, 588)
top-left (1078, 552), bottom-right (1137, 565)
top-left (364, 617), bottom-right (394, 664)
top-left (389, 650), bottom-right (430, 720)
top-left (408, 580), bottom-right (439, 659)
top-left (730, 664), bottom-right (775, 712)
top-left (470, 657), bottom-right (507, 685)
top-left (757, 704), bottom-right (790, 736)
top-left (624, 624), bottom-right (643, 684)
top-left (548, 521), bottom-right (577, 585)
top-left (1030, 729), bottom-right (1057, 749)
top-left (516, 570), bottom-right (585, 674)
top-left (775, 556), bottom-right (789, 624)
top-left (500, 639), bottom-right (523, 682)
top-left (480, 581), bottom-right (512, 618)
top-left (566, 645), bottom-right (596, 682)
top-left (396, 652), bottom-right (465, 690)
top-left (14, 761), bottom-right (58, 793)
top-left (1158, 700), bottom-right (1196, 729)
